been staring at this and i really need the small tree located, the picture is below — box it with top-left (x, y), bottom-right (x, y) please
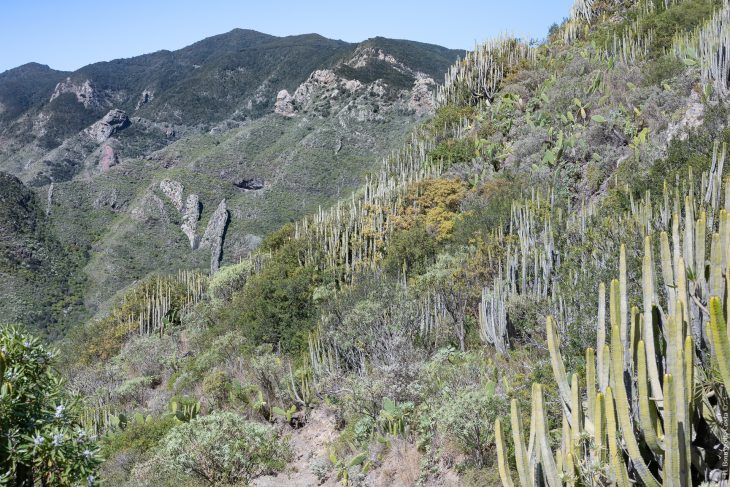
top-left (0, 326), bottom-right (100, 486)
top-left (137, 412), bottom-right (291, 485)
top-left (435, 384), bottom-right (508, 467)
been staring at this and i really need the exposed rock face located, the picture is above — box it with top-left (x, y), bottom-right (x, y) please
top-left (99, 145), bottom-right (118, 171)
top-left (234, 177), bottom-right (265, 190)
top-left (159, 179), bottom-right (184, 211)
top-left (274, 90), bottom-right (296, 117)
top-left (292, 70), bottom-right (338, 106)
top-left (408, 77), bottom-right (436, 116)
top-left (666, 91), bottom-right (704, 143)
top-left (181, 194), bottom-right (201, 249)
top-left (46, 181), bottom-right (53, 216)
top-left (158, 179), bottom-right (204, 249)
top-left (136, 89), bottom-right (154, 110)
top-left (87, 109), bottom-right (130, 143)
top-left (50, 78), bottom-right (104, 109)
top-left (346, 46), bottom-right (424, 78)
top-left (347, 47), bottom-right (403, 69)
top-left (200, 199), bottom-right (229, 274)
top-left (283, 61), bottom-right (436, 122)
top-left (93, 189), bottom-right (119, 210)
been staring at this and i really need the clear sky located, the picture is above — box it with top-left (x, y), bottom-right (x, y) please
top-left (0, 0), bottom-right (573, 73)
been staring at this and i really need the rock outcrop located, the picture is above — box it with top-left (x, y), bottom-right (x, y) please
top-left (346, 46), bottom-right (424, 78)
top-left (50, 78), bottom-right (105, 109)
top-left (274, 90), bottom-right (296, 117)
top-left (200, 199), bottom-right (229, 274)
top-left (181, 194), bottom-right (201, 250)
top-left (408, 76), bottom-right (437, 116)
top-left (130, 193), bottom-right (167, 223)
top-left (158, 180), bottom-right (223, 253)
top-left (159, 179), bottom-right (184, 211)
top-left (666, 91), bottom-right (705, 143)
top-left (233, 177), bottom-right (265, 190)
top-left (136, 89), bottom-right (154, 110)
top-left (87, 109), bottom-right (130, 143)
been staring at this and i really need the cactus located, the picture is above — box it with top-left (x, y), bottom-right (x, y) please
top-left (0, 351), bottom-right (5, 382)
top-left (171, 400), bottom-right (200, 422)
top-left (271, 405), bottom-right (297, 423)
top-left (495, 220), bottom-right (730, 485)
top-left (495, 418), bottom-right (515, 487)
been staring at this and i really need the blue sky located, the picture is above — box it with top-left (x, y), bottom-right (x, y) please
top-left (0, 0), bottom-right (573, 73)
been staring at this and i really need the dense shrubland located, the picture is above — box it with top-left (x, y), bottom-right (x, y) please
top-left (6, 0), bottom-right (730, 484)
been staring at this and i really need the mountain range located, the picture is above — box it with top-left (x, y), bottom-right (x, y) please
top-left (0, 29), bottom-right (463, 335)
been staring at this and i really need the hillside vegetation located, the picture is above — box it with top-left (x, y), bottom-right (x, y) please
top-left (6, 0), bottom-right (730, 485)
top-left (0, 32), bottom-right (462, 335)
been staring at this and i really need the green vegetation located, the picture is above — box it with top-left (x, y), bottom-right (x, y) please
top-left (0, 326), bottom-right (100, 485)
top-left (130, 412), bottom-right (290, 485)
top-left (6, 0), bottom-right (730, 484)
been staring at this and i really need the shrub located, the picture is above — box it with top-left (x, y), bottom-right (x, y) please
top-left (643, 55), bottom-right (684, 86)
top-left (135, 412), bottom-right (290, 485)
top-left (201, 370), bottom-right (232, 409)
top-left (208, 260), bottom-right (253, 304)
top-left (228, 239), bottom-right (318, 352)
top-left (434, 385), bottom-right (509, 467)
top-left (428, 138), bottom-right (476, 168)
top-left (0, 326), bottom-right (100, 485)
top-left (100, 415), bottom-right (177, 484)
top-left (383, 223), bottom-right (437, 278)
top-left (429, 105), bottom-right (476, 135)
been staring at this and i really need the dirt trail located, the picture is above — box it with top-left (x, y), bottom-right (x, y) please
top-left (253, 407), bottom-right (463, 486)
top-left (253, 408), bottom-right (339, 487)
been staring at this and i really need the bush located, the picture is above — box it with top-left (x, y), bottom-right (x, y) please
top-left (429, 105), bottom-right (476, 135)
top-left (227, 239), bottom-right (318, 352)
top-left (201, 370), bottom-right (232, 409)
top-left (208, 260), bottom-right (253, 304)
top-left (383, 223), bottom-right (438, 278)
top-left (434, 385), bottom-right (509, 467)
top-left (134, 412), bottom-right (290, 485)
top-left (100, 415), bottom-right (177, 484)
top-left (0, 326), bottom-right (100, 485)
top-left (428, 138), bottom-right (476, 168)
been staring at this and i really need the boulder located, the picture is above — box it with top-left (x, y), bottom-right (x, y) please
top-left (87, 109), bottom-right (130, 143)
top-left (274, 89), bottom-right (296, 117)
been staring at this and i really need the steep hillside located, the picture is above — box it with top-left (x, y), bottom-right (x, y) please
top-left (0, 31), bottom-right (463, 329)
top-left (11, 0), bottom-right (730, 485)
top-left (0, 173), bottom-right (85, 337)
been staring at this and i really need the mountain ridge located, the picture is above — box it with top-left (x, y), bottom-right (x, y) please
top-left (0, 28), bottom-right (463, 335)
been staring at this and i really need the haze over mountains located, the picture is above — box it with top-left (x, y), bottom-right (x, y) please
top-left (0, 29), bottom-right (463, 335)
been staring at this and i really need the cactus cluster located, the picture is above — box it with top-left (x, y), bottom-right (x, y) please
top-left (478, 191), bottom-right (562, 352)
top-left (495, 170), bottom-right (730, 485)
top-left (295, 133), bottom-right (441, 283)
top-left (436, 36), bottom-right (535, 108)
top-left (118, 271), bottom-right (207, 337)
top-left (674, 0), bottom-right (730, 99)
top-left (564, 0), bottom-right (692, 53)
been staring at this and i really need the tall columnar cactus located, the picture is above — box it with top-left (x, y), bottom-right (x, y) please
top-left (495, 214), bottom-right (730, 485)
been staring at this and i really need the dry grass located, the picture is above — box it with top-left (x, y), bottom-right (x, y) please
top-left (375, 438), bottom-right (422, 486)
